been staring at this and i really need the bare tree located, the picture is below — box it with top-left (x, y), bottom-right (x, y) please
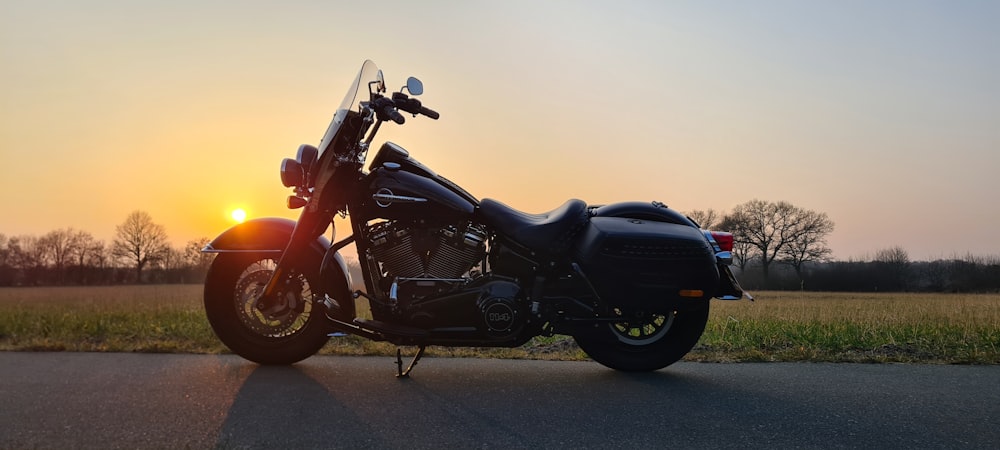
top-left (0, 234), bottom-right (10, 285)
top-left (6, 235), bottom-right (47, 285)
top-left (86, 239), bottom-right (107, 267)
top-left (685, 209), bottom-right (723, 230)
top-left (874, 246), bottom-right (910, 265)
top-left (157, 246), bottom-right (183, 271)
top-left (38, 228), bottom-right (79, 284)
top-left (87, 240), bottom-right (110, 284)
top-left (726, 199), bottom-right (834, 288)
top-left (718, 213), bottom-right (758, 272)
top-left (184, 238), bottom-right (214, 273)
top-left (69, 230), bottom-right (98, 267)
top-left (112, 210), bottom-right (168, 283)
top-left (780, 210), bottom-right (835, 286)
top-left (874, 245), bottom-right (911, 291)
top-left (65, 231), bottom-right (103, 284)
top-left (0, 233), bottom-right (8, 267)
top-left (152, 246), bottom-right (185, 283)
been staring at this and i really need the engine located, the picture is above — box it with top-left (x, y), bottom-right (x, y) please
top-left (367, 221), bottom-right (487, 293)
top-left (365, 221), bottom-right (530, 341)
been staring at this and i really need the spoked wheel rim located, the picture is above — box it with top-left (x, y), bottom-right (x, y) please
top-left (232, 258), bottom-right (315, 338)
top-left (609, 310), bottom-right (675, 346)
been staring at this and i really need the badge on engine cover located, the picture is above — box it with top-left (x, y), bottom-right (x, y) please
top-left (482, 300), bottom-right (516, 333)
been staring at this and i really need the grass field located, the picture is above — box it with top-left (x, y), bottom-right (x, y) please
top-left (1, 285), bottom-right (997, 363)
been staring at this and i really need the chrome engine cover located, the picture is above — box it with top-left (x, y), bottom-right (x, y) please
top-left (367, 221), bottom-right (487, 281)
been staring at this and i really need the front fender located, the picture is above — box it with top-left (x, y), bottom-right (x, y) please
top-left (202, 217), bottom-right (330, 254)
top-left (203, 217), bottom-right (355, 319)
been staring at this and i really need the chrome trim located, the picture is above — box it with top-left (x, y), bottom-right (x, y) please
top-left (715, 291), bottom-right (754, 301)
top-left (715, 251), bottom-right (733, 265)
top-left (718, 292), bottom-right (754, 301)
top-left (373, 188), bottom-right (428, 207)
top-left (395, 277), bottom-right (469, 283)
top-left (702, 230), bottom-right (734, 265)
top-left (388, 276), bottom-right (469, 304)
top-left (201, 244), bottom-right (282, 254)
top-left (702, 230), bottom-right (723, 253)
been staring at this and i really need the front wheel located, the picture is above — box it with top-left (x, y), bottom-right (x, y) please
top-left (573, 303), bottom-right (710, 371)
top-left (204, 253), bottom-right (331, 365)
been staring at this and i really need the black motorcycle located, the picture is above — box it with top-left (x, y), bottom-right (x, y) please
top-left (202, 60), bottom-right (749, 376)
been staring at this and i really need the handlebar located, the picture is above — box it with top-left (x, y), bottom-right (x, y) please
top-left (418, 106), bottom-right (439, 120)
top-left (387, 108), bottom-right (405, 124)
top-left (373, 97), bottom-right (405, 124)
top-left (390, 93), bottom-right (439, 120)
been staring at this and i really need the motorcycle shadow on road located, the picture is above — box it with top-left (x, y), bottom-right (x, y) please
top-left (216, 364), bottom-right (390, 449)
top-left (214, 357), bottom-right (811, 448)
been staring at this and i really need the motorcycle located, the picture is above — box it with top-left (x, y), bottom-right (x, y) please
top-left (202, 60), bottom-right (749, 376)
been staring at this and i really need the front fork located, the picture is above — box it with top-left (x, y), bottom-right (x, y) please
top-left (256, 208), bottom-right (331, 315)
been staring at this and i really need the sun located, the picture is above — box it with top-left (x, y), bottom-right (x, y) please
top-left (230, 208), bottom-right (247, 223)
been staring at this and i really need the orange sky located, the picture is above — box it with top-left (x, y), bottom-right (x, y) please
top-left (2, 1), bottom-right (999, 261)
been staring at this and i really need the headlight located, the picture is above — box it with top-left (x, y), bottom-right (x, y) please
top-left (280, 158), bottom-right (304, 187)
top-left (296, 144), bottom-right (318, 172)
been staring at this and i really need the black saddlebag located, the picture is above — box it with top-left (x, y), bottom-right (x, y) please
top-left (573, 217), bottom-right (719, 311)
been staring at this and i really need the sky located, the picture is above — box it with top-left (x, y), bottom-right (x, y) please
top-left (2, 0), bottom-right (999, 261)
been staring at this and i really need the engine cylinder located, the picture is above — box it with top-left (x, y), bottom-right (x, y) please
top-left (368, 221), bottom-right (487, 279)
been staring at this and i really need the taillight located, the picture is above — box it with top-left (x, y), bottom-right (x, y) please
top-left (710, 231), bottom-right (734, 252)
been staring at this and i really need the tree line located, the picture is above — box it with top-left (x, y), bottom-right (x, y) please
top-left (3, 204), bottom-right (999, 292)
top-left (689, 200), bottom-right (1000, 293)
top-left (0, 211), bottom-right (212, 286)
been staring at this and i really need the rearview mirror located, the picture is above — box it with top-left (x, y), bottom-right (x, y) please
top-left (405, 77), bottom-right (423, 96)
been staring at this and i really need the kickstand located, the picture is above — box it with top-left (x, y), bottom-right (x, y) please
top-left (395, 345), bottom-right (426, 378)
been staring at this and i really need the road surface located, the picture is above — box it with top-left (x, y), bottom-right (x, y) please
top-left (1, 352), bottom-right (997, 449)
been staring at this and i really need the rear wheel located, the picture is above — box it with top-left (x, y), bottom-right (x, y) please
top-left (204, 253), bottom-right (331, 365)
top-left (573, 302), bottom-right (709, 371)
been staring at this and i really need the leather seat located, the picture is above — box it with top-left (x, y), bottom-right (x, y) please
top-left (478, 198), bottom-right (589, 255)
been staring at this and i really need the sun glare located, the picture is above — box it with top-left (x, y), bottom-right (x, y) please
top-left (230, 208), bottom-right (247, 223)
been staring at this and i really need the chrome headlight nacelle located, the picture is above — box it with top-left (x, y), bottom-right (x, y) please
top-left (280, 144), bottom-right (320, 209)
top-left (280, 158), bottom-right (304, 188)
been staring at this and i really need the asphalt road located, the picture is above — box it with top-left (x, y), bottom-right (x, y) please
top-left (1, 353), bottom-right (997, 449)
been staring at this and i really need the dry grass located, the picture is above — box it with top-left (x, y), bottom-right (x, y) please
top-left (0, 285), bottom-right (223, 353)
top-left (1, 286), bottom-right (997, 363)
top-left (696, 291), bottom-right (1000, 363)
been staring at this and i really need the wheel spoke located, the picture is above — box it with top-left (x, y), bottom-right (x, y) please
top-left (232, 260), bottom-right (313, 338)
top-left (609, 312), bottom-right (674, 346)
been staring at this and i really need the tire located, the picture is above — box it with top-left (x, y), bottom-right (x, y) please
top-left (573, 302), bottom-right (710, 371)
top-left (204, 253), bottom-right (331, 365)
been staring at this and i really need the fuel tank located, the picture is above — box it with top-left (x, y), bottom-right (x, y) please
top-left (354, 164), bottom-right (476, 224)
top-left (369, 142), bottom-right (479, 204)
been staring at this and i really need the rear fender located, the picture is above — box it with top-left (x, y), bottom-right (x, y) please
top-left (588, 201), bottom-right (735, 303)
top-left (591, 201), bottom-right (697, 227)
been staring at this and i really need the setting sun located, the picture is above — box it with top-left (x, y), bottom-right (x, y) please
top-left (230, 208), bottom-right (247, 223)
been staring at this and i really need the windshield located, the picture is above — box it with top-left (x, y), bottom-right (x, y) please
top-left (317, 60), bottom-right (384, 158)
